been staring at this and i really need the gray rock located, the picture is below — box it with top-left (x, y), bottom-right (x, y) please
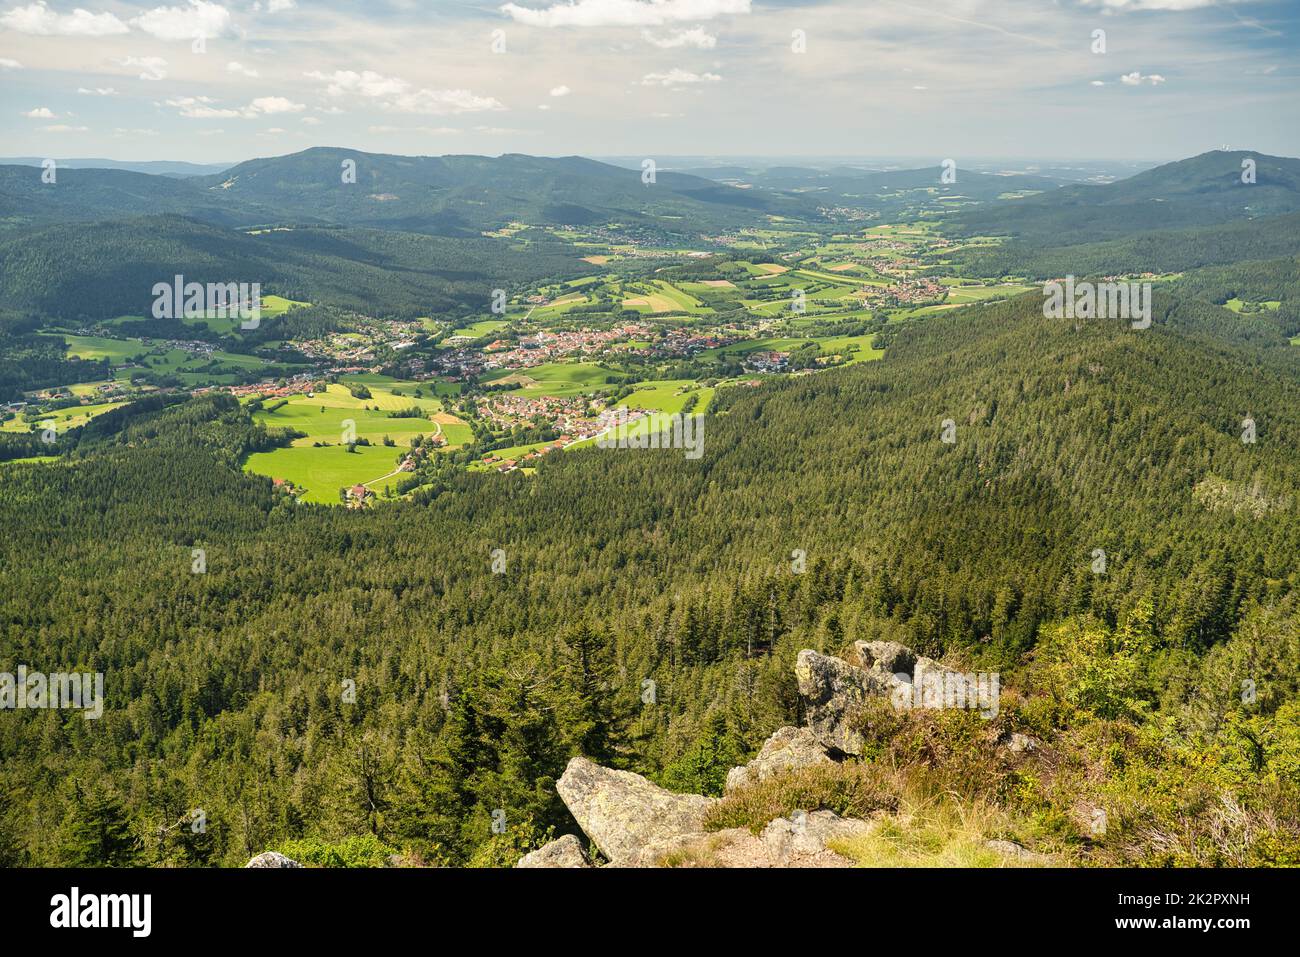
top-left (244, 851), bottom-right (302, 868)
top-left (851, 640), bottom-right (917, 676)
top-left (556, 756), bottom-right (716, 865)
top-left (986, 839), bottom-right (1047, 863)
top-left (515, 834), bottom-right (590, 868)
top-left (634, 810), bottom-right (877, 868)
top-left (1004, 732), bottom-right (1040, 754)
top-left (759, 809), bottom-right (876, 864)
top-left (725, 726), bottom-right (832, 793)
top-left (794, 649), bottom-right (894, 755)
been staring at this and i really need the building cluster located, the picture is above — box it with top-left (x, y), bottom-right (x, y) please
top-left (480, 404), bottom-right (651, 473)
top-left (480, 393), bottom-right (591, 431)
top-left (858, 276), bottom-right (946, 307)
top-left (295, 318), bottom-right (418, 363)
top-left (743, 350), bottom-right (790, 372)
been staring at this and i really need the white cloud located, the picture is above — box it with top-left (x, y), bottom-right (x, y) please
top-left (0, 58), bottom-right (22, 69)
top-left (367, 124), bottom-right (460, 134)
top-left (1120, 71), bottom-right (1166, 85)
top-left (549, 85), bottom-right (570, 97)
top-left (226, 61), bottom-right (260, 78)
top-left (165, 94), bottom-right (304, 118)
top-left (640, 68), bottom-right (720, 87)
top-left (501, 0), bottom-right (750, 28)
top-left (165, 95), bottom-right (240, 118)
top-left (114, 127), bottom-right (159, 136)
top-left (22, 106), bottom-right (56, 118)
top-left (538, 103), bottom-right (550, 110)
top-left (642, 27), bottom-right (716, 49)
top-left (305, 69), bottom-right (505, 114)
top-left (305, 70), bottom-right (406, 98)
top-left (77, 86), bottom-right (119, 95)
top-left (41, 124), bottom-right (87, 132)
top-left (119, 56), bottom-right (169, 81)
top-left (254, 0), bottom-right (295, 10)
top-left (1090, 80), bottom-right (1106, 86)
top-left (248, 95), bottom-right (303, 114)
top-left (301, 115), bottom-right (321, 125)
top-left (0, 1), bottom-right (128, 36)
top-left (133, 1), bottom-right (232, 41)
top-left (1079, 0), bottom-right (1231, 9)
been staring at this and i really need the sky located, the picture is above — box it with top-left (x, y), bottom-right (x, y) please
top-left (0, 0), bottom-right (1296, 164)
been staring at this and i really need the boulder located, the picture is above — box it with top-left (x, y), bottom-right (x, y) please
top-left (851, 640), bottom-right (917, 676)
top-left (556, 756), bottom-right (716, 865)
top-left (759, 809), bottom-right (876, 865)
top-left (1003, 732), bottom-right (1040, 754)
top-left (986, 839), bottom-right (1048, 863)
top-left (515, 834), bottom-right (590, 868)
top-left (725, 726), bottom-right (832, 793)
top-left (634, 810), bottom-right (877, 868)
top-left (794, 649), bottom-right (893, 755)
top-left (244, 851), bottom-right (302, 868)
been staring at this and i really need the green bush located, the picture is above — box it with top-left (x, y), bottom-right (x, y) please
top-left (275, 834), bottom-right (397, 868)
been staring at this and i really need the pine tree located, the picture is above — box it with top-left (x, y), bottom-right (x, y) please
top-left (58, 781), bottom-right (140, 867)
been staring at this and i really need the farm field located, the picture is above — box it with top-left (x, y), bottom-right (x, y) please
top-left (250, 383), bottom-right (467, 446)
top-left (480, 362), bottom-right (616, 398)
top-left (242, 444), bottom-right (409, 504)
top-left (1224, 298), bottom-right (1281, 313)
top-left (0, 399), bottom-right (128, 434)
top-left (447, 319), bottom-right (508, 339)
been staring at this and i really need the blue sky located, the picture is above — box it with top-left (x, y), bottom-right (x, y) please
top-left (0, 0), bottom-right (1296, 163)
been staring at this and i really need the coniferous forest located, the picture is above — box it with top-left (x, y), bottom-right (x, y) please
top-left (2, 286), bottom-right (1298, 867)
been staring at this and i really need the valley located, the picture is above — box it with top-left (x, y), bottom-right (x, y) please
top-left (0, 212), bottom-right (1050, 501)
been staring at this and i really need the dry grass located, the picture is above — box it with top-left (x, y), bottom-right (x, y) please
top-left (703, 762), bottom-right (904, 834)
top-left (834, 784), bottom-right (1052, 867)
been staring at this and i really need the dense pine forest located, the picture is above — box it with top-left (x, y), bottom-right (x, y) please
top-left (2, 289), bottom-right (1298, 866)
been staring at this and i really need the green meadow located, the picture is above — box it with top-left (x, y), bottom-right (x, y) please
top-left (0, 400), bottom-right (128, 434)
top-left (243, 444), bottom-right (408, 504)
top-left (481, 362), bottom-right (616, 398)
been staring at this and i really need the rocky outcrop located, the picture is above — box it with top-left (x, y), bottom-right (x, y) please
top-left (516, 834), bottom-right (590, 868)
top-left (849, 640), bottom-right (917, 676)
top-left (724, 725), bottom-right (832, 793)
top-left (795, 649), bottom-right (894, 755)
top-left (245, 851), bottom-right (302, 868)
top-left (533, 641), bottom-right (1023, 868)
top-left (556, 756), bottom-right (716, 866)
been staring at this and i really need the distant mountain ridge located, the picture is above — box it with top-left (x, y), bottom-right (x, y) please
top-left (949, 150), bottom-right (1300, 243)
top-left (0, 148), bottom-right (819, 239)
top-left (0, 157), bottom-right (233, 177)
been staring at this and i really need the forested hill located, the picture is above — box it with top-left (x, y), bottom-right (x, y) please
top-left (677, 163), bottom-right (1066, 210)
top-left (0, 215), bottom-right (596, 322)
top-left (192, 148), bottom-right (819, 233)
top-left (949, 150), bottom-right (1300, 244)
top-left (1, 289), bottom-right (1297, 865)
top-left (0, 149), bottom-right (817, 238)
